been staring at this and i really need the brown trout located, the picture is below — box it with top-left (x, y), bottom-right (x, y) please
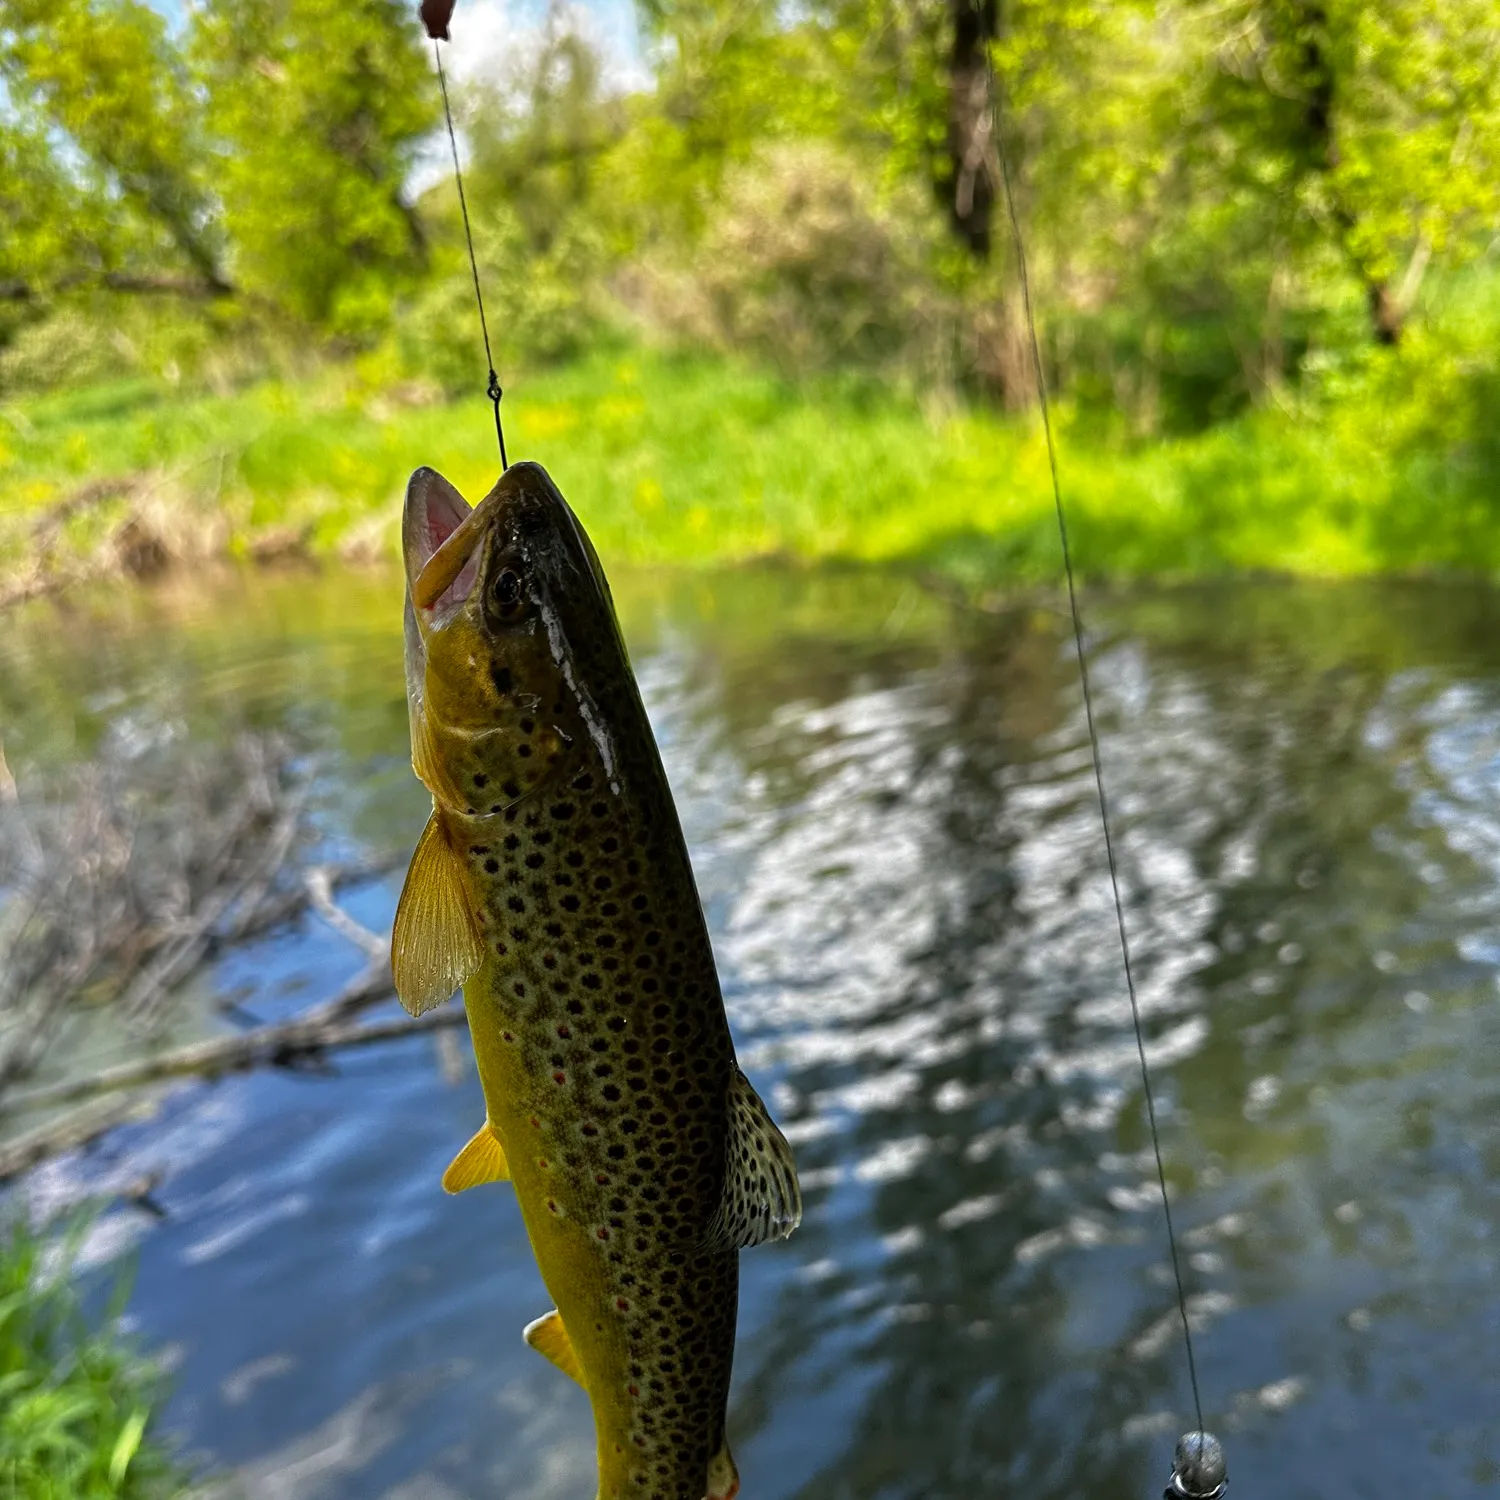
top-left (393, 463), bottom-right (801, 1500)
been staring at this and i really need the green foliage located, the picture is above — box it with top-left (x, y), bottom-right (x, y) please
top-left (4, 0), bottom-right (1500, 533)
top-left (191, 0), bottom-right (436, 336)
top-left (637, 140), bottom-right (956, 380)
top-left (394, 205), bottom-right (609, 388)
top-left (10, 302), bottom-right (1500, 593)
top-left (0, 1217), bottom-right (181, 1500)
top-left (0, 0), bottom-right (223, 292)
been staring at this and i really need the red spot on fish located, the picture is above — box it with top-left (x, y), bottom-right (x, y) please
top-left (530, 1116), bottom-right (541, 1129)
top-left (556, 1024), bottom-right (571, 1038)
top-left (627, 1384), bottom-right (639, 1397)
top-left (596, 1173), bottom-right (610, 1184)
top-left (597, 1227), bottom-right (610, 1240)
top-left (538, 1158), bottom-right (549, 1169)
top-left (553, 1071), bottom-right (566, 1085)
top-left (502, 1031), bottom-right (514, 1042)
top-left (616, 1298), bottom-right (630, 1311)
top-left (548, 1200), bottom-right (559, 1213)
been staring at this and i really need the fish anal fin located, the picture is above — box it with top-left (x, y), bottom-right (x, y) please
top-left (706, 1437), bottom-right (739, 1500)
top-left (442, 1122), bottom-right (510, 1193)
top-left (392, 810), bottom-right (485, 1017)
top-left (707, 1068), bottom-right (803, 1250)
top-left (523, 1309), bottom-right (585, 1388)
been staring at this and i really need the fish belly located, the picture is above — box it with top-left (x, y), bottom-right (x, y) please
top-left (464, 974), bottom-right (740, 1500)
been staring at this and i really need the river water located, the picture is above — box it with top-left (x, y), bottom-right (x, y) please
top-left (5, 566), bottom-right (1500, 1499)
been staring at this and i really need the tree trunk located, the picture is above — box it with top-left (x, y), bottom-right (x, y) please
top-left (941, 0), bottom-right (998, 259)
top-left (1288, 0), bottom-right (1402, 345)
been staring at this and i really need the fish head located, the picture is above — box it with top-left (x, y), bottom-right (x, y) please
top-left (402, 462), bottom-right (626, 812)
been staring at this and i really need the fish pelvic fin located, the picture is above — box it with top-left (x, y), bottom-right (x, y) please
top-left (392, 809), bottom-right (485, 1017)
top-left (706, 1436), bottom-right (740, 1500)
top-left (442, 1121), bottom-right (511, 1193)
top-left (523, 1309), bottom-right (585, 1388)
top-left (706, 1067), bottom-right (803, 1250)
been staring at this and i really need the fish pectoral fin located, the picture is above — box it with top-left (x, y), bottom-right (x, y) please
top-left (391, 810), bottom-right (486, 1017)
top-left (442, 1122), bottom-right (511, 1193)
top-left (707, 1067), bottom-right (803, 1250)
top-left (706, 1437), bottom-right (740, 1500)
top-left (523, 1309), bottom-right (585, 1388)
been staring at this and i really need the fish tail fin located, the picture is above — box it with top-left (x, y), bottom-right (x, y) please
top-left (706, 1437), bottom-right (739, 1500)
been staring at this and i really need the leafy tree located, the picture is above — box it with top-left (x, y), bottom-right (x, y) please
top-left (191, 0), bottom-right (437, 336)
top-left (463, 10), bottom-right (630, 253)
top-left (1194, 0), bottom-right (1500, 345)
top-left (0, 0), bottom-right (226, 297)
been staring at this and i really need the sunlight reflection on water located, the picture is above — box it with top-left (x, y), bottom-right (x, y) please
top-left (8, 571), bottom-right (1500, 1496)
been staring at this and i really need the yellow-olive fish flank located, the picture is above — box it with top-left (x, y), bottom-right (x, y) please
top-left (393, 463), bottom-right (801, 1500)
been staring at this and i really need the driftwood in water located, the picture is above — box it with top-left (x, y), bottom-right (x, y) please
top-left (0, 730), bottom-right (443, 1180)
top-left (0, 732), bottom-right (399, 1082)
top-left (0, 1094), bottom-right (166, 1184)
top-left (0, 1007), bottom-right (465, 1183)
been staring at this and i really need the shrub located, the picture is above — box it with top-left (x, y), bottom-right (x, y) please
top-left (393, 205), bottom-right (610, 393)
top-left (632, 140), bottom-right (955, 382)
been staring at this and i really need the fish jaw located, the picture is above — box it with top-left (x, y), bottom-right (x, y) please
top-left (401, 465), bottom-right (591, 812)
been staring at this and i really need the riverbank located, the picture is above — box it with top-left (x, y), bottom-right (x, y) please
top-left (3, 336), bottom-right (1496, 602)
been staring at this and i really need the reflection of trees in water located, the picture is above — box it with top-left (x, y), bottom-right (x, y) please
top-left (674, 580), bottom-right (1500, 1498)
top-left (14, 569), bottom-right (1500, 1493)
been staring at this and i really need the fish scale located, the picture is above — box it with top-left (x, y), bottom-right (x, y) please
top-left (392, 462), bottom-right (800, 1500)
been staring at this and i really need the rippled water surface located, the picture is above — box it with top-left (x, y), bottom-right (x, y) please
top-left (7, 567), bottom-right (1500, 1499)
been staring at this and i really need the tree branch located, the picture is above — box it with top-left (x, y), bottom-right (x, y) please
top-left (0, 1007), bottom-right (464, 1183)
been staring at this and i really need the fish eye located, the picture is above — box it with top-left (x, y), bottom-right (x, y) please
top-left (488, 564), bottom-right (528, 623)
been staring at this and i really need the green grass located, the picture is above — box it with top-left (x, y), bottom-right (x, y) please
top-left (3, 332), bottom-right (1500, 591)
top-left (0, 1218), bottom-right (182, 1499)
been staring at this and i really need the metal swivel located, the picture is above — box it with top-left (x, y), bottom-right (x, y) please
top-left (1164, 1430), bottom-right (1226, 1500)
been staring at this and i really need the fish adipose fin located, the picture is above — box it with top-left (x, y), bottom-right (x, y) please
top-left (706, 1437), bottom-right (740, 1500)
top-left (392, 811), bottom-right (485, 1017)
top-left (523, 1309), bottom-right (585, 1388)
top-left (707, 1068), bottom-right (803, 1249)
top-left (442, 1122), bottom-right (511, 1193)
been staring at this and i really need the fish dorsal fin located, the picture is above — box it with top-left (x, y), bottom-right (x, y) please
top-left (708, 1068), bottom-right (803, 1249)
top-left (442, 1121), bottom-right (511, 1193)
top-left (392, 810), bottom-right (485, 1016)
top-left (523, 1309), bottom-right (585, 1388)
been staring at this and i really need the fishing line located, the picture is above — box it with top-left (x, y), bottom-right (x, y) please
top-left (983, 53), bottom-right (1217, 1466)
top-left (433, 39), bottom-right (508, 471)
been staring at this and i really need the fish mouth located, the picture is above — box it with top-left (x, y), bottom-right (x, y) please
top-left (411, 462), bottom-right (598, 617)
top-left (410, 462), bottom-right (546, 612)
